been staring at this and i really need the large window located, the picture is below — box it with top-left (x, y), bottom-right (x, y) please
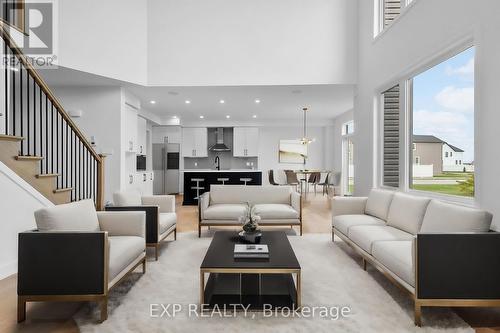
top-left (410, 47), bottom-right (475, 197)
top-left (379, 46), bottom-right (475, 199)
top-left (342, 121), bottom-right (354, 195)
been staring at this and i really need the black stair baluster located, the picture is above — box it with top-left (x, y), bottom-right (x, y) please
top-left (12, 53), bottom-right (16, 136)
top-left (56, 110), bottom-right (59, 188)
top-left (51, 103), bottom-right (54, 174)
top-left (4, 42), bottom-right (8, 136)
top-left (45, 94), bottom-right (48, 173)
top-left (78, 141), bottom-right (81, 200)
top-left (33, 77), bottom-right (35, 156)
top-left (39, 85), bottom-right (42, 173)
top-left (26, 73), bottom-right (30, 155)
top-left (65, 122), bottom-right (68, 189)
top-left (20, 66), bottom-right (23, 155)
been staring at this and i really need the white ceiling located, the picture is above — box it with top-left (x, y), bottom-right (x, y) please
top-left (40, 67), bottom-right (354, 125)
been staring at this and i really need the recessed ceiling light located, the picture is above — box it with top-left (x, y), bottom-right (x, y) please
top-left (226, 115), bottom-right (230, 119)
top-left (219, 99), bottom-right (225, 104)
top-left (150, 100), bottom-right (156, 104)
top-left (185, 100), bottom-right (191, 104)
top-left (172, 115), bottom-right (178, 119)
top-left (252, 115), bottom-right (257, 118)
top-left (199, 115), bottom-right (204, 119)
top-left (255, 99), bottom-right (261, 104)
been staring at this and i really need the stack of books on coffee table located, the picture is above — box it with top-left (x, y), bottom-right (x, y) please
top-left (234, 244), bottom-right (269, 259)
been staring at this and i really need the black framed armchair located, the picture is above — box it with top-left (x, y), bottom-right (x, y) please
top-left (108, 191), bottom-right (177, 260)
top-left (18, 200), bottom-right (146, 323)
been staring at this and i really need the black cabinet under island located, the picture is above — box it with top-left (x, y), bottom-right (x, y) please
top-left (182, 170), bottom-right (262, 205)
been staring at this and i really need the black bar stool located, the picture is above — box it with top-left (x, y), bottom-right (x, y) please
top-left (191, 178), bottom-right (205, 202)
top-left (217, 178), bottom-right (229, 185)
top-left (240, 177), bottom-right (252, 185)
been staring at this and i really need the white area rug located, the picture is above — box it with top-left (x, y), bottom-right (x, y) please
top-left (75, 232), bottom-right (472, 332)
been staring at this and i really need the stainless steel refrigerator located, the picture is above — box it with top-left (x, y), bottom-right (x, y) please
top-left (152, 142), bottom-right (180, 195)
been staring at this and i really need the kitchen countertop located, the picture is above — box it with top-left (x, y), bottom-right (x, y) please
top-left (181, 169), bottom-right (262, 173)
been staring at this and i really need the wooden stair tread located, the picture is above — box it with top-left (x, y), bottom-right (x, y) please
top-left (36, 173), bottom-right (59, 178)
top-left (53, 188), bottom-right (72, 193)
top-left (15, 155), bottom-right (44, 161)
top-left (0, 134), bottom-right (24, 141)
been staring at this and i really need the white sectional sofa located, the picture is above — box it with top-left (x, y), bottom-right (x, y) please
top-left (332, 189), bottom-right (500, 326)
top-left (198, 185), bottom-right (302, 237)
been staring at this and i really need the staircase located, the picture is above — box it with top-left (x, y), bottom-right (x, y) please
top-left (0, 22), bottom-right (104, 209)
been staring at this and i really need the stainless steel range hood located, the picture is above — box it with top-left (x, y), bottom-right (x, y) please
top-left (209, 128), bottom-right (231, 152)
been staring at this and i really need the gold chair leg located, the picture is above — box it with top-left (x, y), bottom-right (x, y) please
top-left (174, 229), bottom-right (177, 240)
top-left (17, 296), bottom-right (26, 323)
top-left (198, 225), bottom-right (201, 238)
top-left (362, 258), bottom-right (367, 271)
top-left (142, 258), bottom-right (146, 274)
top-left (414, 301), bottom-right (422, 326)
top-left (100, 297), bottom-right (108, 322)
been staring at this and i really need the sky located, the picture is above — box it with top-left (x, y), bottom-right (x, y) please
top-left (413, 47), bottom-right (475, 163)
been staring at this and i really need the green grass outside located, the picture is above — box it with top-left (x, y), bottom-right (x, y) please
top-left (431, 172), bottom-right (473, 179)
top-left (411, 184), bottom-right (471, 197)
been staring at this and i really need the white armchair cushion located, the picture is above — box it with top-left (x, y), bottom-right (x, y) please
top-left (203, 204), bottom-right (247, 220)
top-left (332, 197), bottom-right (368, 217)
top-left (372, 240), bottom-right (414, 287)
top-left (34, 199), bottom-right (99, 232)
top-left (159, 213), bottom-right (177, 234)
top-left (290, 191), bottom-right (301, 215)
top-left (386, 193), bottom-right (431, 234)
top-left (348, 225), bottom-right (413, 254)
top-left (113, 191), bottom-right (142, 206)
top-left (333, 214), bottom-right (385, 236)
top-left (108, 236), bottom-right (145, 281)
top-left (253, 204), bottom-right (299, 220)
top-left (420, 200), bottom-right (492, 233)
top-left (97, 211), bottom-right (145, 237)
top-left (142, 195), bottom-right (176, 213)
top-left (365, 189), bottom-right (394, 221)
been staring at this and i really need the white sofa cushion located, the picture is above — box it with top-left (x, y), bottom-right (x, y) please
top-left (386, 193), bottom-right (431, 235)
top-left (203, 204), bottom-right (247, 220)
top-left (114, 191), bottom-right (142, 206)
top-left (209, 185), bottom-right (292, 205)
top-left (372, 240), bottom-right (414, 287)
top-left (333, 214), bottom-right (386, 236)
top-left (159, 213), bottom-right (176, 234)
top-left (34, 199), bottom-right (100, 232)
top-left (348, 225), bottom-right (413, 254)
top-left (108, 236), bottom-right (145, 281)
top-left (365, 189), bottom-right (394, 221)
top-left (420, 200), bottom-right (493, 233)
top-left (253, 204), bottom-right (299, 219)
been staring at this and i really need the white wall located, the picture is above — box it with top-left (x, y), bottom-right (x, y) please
top-left (147, 0), bottom-right (357, 86)
top-left (259, 126), bottom-right (326, 184)
top-left (0, 163), bottom-right (53, 279)
top-left (52, 87), bottom-right (122, 204)
top-left (355, 0), bottom-right (500, 229)
top-left (57, 0), bottom-right (147, 84)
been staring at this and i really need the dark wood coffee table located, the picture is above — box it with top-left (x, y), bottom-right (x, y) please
top-left (200, 231), bottom-right (301, 310)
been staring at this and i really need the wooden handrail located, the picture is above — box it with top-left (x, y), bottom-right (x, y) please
top-left (0, 21), bottom-right (102, 163)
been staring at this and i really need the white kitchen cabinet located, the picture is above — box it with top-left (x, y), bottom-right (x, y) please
top-left (233, 127), bottom-right (259, 157)
top-left (137, 116), bottom-right (147, 155)
top-left (182, 127), bottom-right (207, 157)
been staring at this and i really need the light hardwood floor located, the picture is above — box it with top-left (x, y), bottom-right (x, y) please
top-left (0, 194), bottom-right (499, 332)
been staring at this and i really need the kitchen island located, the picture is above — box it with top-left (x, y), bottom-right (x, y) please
top-left (182, 170), bottom-right (262, 205)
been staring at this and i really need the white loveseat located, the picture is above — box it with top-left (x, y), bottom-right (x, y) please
top-left (18, 199), bottom-right (146, 322)
top-left (332, 189), bottom-right (499, 326)
top-left (198, 185), bottom-right (302, 237)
